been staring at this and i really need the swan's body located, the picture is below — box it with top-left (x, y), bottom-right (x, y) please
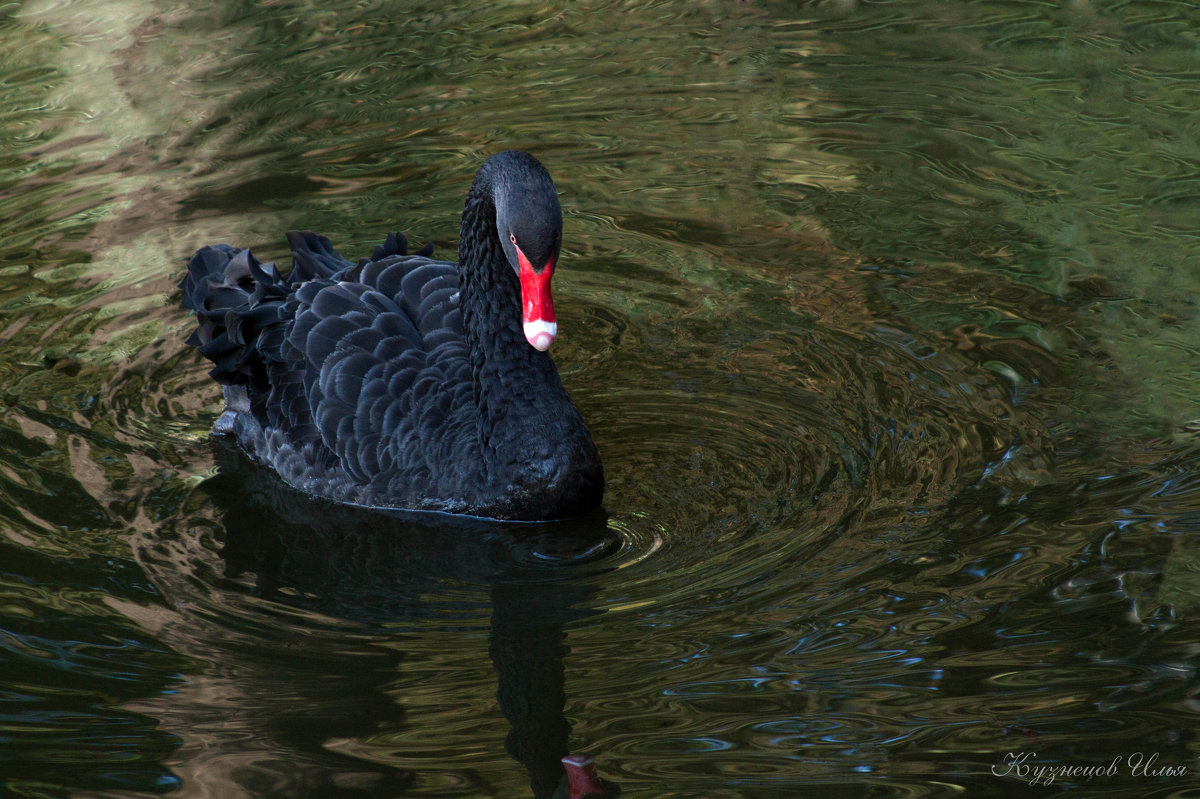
top-left (180, 151), bottom-right (603, 521)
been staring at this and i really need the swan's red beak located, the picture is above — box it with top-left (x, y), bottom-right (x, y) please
top-left (516, 246), bottom-right (556, 351)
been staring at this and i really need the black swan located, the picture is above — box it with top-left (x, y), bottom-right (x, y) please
top-left (179, 150), bottom-right (604, 521)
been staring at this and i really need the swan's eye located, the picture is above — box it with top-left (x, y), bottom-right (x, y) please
top-left (509, 233), bottom-right (517, 246)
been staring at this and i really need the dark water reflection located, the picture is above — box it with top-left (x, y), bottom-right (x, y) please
top-left (3, 1), bottom-right (1200, 797)
top-left (131, 447), bottom-right (611, 798)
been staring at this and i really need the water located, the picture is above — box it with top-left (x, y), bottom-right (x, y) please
top-left (3, 1), bottom-right (1200, 796)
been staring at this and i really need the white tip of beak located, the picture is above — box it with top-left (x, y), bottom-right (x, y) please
top-left (524, 319), bottom-right (557, 351)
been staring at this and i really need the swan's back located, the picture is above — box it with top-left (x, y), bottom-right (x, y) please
top-left (182, 231), bottom-right (487, 515)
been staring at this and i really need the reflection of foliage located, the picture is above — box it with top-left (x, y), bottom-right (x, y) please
top-left (1159, 544), bottom-right (1200, 619)
top-left (776, 0), bottom-right (1200, 435)
top-left (0, 11), bottom-right (76, 259)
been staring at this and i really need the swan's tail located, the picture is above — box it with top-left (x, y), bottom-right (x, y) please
top-left (179, 244), bottom-right (296, 393)
top-left (180, 231), bottom-right (431, 393)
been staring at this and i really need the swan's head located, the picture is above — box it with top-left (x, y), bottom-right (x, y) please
top-left (491, 151), bottom-right (563, 352)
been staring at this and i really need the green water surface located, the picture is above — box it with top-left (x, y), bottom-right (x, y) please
top-left (2, 1), bottom-right (1200, 797)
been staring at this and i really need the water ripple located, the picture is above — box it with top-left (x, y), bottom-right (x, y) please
top-left (3, 1), bottom-right (1200, 797)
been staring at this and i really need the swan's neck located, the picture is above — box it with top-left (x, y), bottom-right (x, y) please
top-left (458, 186), bottom-right (566, 455)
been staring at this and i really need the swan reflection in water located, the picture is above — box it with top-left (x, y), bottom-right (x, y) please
top-left (132, 442), bottom-right (620, 798)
